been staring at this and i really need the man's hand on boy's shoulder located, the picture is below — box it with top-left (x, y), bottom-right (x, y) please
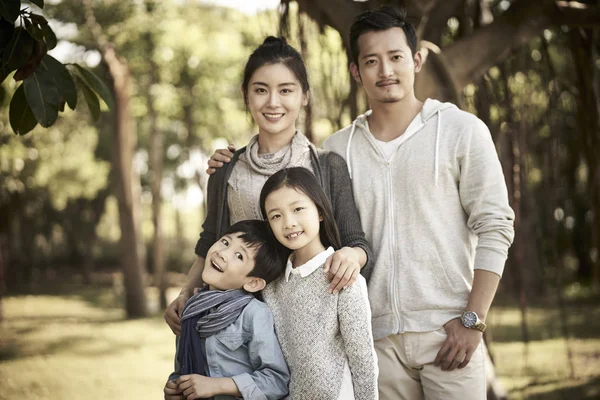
top-left (164, 379), bottom-right (185, 400)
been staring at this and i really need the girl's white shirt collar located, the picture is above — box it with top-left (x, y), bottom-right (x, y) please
top-left (284, 247), bottom-right (335, 282)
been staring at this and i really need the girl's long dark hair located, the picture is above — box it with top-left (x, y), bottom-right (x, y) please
top-left (259, 167), bottom-right (342, 250)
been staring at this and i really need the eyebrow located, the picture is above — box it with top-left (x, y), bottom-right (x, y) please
top-left (251, 81), bottom-right (298, 87)
top-left (232, 234), bottom-right (250, 259)
top-left (267, 200), bottom-right (306, 214)
top-left (361, 49), bottom-right (404, 60)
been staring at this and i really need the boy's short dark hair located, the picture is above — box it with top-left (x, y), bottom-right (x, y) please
top-left (223, 220), bottom-right (290, 284)
top-left (349, 5), bottom-right (417, 67)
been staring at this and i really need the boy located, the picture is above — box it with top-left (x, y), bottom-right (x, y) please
top-left (163, 220), bottom-right (290, 400)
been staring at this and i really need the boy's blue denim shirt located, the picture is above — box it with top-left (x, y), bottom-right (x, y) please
top-left (171, 298), bottom-right (290, 400)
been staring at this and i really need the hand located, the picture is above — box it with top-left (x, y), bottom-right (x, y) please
top-left (433, 318), bottom-right (483, 371)
top-left (164, 379), bottom-right (185, 400)
top-left (323, 247), bottom-right (361, 294)
top-left (164, 290), bottom-right (191, 336)
top-left (177, 374), bottom-right (220, 399)
top-left (206, 144), bottom-right (236, 175)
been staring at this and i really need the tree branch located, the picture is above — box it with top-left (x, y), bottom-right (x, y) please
top-left (295, 0), bottom-right (366, 48)
top-left (440, 0), bottom-right (600, 92)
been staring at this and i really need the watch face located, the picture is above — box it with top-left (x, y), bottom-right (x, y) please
top-left (462, 311), bottom-right (477, 327)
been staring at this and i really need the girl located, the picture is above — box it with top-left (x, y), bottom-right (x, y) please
top-left (165, 37), bottom-right (372, 335)
top-left (260, 167), bottom-right (378, 400)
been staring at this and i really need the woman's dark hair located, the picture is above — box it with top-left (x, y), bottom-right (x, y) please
top-left (222, 220), bottom-right (290, 284)
top-left (259, 167), bottom-right (342, 250)
top-left (349, 5), bottom-right (417, 67)
top-left (241, 36), bottom-right (310, 105)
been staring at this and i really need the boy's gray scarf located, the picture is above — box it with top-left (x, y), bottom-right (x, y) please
top-left (181, 287), bottom-right (254, 337)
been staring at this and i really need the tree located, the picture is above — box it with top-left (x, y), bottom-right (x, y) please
top-left (295, 0), bottom-right (600, 102)
top-left (1, 0), bottom-right (113, 135)
top-left (78, 0), bottom-right (148, 318)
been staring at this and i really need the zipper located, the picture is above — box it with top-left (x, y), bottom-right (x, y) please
top-left (386, 161), bottom-right (401, 333)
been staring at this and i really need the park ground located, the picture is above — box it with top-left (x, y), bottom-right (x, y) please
top-left (0, 278), bottom-right (599, 400)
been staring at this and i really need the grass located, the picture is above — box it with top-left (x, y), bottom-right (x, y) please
top-left (0, 283), bottom-right (599, 399)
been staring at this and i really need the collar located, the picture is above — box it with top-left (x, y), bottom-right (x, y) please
top-left (284, 247), bottom-right (335, 282)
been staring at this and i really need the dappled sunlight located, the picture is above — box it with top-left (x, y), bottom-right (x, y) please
top-left (0, 289), bottom-right (177, 399)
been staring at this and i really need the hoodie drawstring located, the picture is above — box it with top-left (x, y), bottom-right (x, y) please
top-left (346, 119), bottom-right (358, 180)
top-left (434, 110), bottom-right (441, 187)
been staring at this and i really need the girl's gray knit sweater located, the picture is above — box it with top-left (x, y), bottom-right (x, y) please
top-left (263, 260), bottom-right (378, 400)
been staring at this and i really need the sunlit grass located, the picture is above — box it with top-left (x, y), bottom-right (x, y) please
top-left (0, 285), bottom-right (598, 399)
top-left (0, 287), bottom-right (179, 400)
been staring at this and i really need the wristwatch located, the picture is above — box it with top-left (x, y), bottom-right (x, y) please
top-left (460, 311), bottom-right (487, 332)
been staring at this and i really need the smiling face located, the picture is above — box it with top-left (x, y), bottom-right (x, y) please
top-left (350, 27), bottom-right (422, 105)
top-left (202, 233), bottom-right (260, 291)
top-left (246, 62), bottom-right (309, 141)
top-left (264, 185), bottom-right (324, 258)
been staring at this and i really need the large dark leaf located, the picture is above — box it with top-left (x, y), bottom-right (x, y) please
top-left (79, 79), bottom-right (100, 121)
top-left (0, 17), bottom-right (15, 48)
top-left (0, 0), bottom-right (20, 23)
top-left (23, 59), bottom-right (60, 127)
top-left (13, 38), bottom-right (46, 81)
top-left (29, 13), bottom-right (47, 26)
top-left (42, 54), bottom-right (76, 109)
top-left (29, 0), bottom-right (44, 8)
top-left (41, 23), bottom-right (56, 49)
top-left (9, 84), bottom-right (38, 135)
top-left (2, 27), bottom-right (34, 73)
top-left (69, 64), bottom-right (114, 109)
top-left (24, 18), bottom-right (43, 41)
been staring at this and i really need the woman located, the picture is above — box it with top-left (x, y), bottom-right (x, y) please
top-left (164, 36), bottom-right (372, 335)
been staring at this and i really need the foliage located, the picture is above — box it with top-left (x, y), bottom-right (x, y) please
top-left (0, 0), bottom-right (113, 135)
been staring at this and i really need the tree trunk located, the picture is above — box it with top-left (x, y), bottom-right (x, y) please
top-left (109, 53), bottom-right (148, 318)
top-left (82, 0), bottom-right (148, 318)
top-left (298, 12), bottom-right (313, 143)
top-left (570, 26), bottom-right (600, 286)
top-left (145, 25), bottom-right (167, 311)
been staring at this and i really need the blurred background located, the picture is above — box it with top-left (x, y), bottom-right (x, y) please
top-left (1, 0), bottom-right (599, 399)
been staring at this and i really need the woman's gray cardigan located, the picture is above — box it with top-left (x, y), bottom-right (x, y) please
top-left (194, 145), bottom-right (373, 281)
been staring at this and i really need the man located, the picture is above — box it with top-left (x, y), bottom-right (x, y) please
top-left (321, 6), bottom-right (514, 399)
top-left (204, 6), bottom-right (514, 399)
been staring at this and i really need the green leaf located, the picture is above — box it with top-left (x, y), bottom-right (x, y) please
top-left (29, 0), bottom-right (44, 8)
top-left (23, 59), bottom-right (60, 127)
top-left (2, 27), bottom-right (35, 73)
top-left (0, 0), bottom-right (20, 23)
top-left (9, 84), bottom-right (38, 135)
top-left (41, 23), bottom-right (56, 50)
top-left (69, 64), bottom-right (114, 109)
top-left (42, 54), bottom-right (77, 109)
top-left (0, 17), bottom-right (15, 48)
top-left (29, 13), bottom-right (48, 25)
top-left (24, 18), bottom-right (44, 41)
top-left (79, 78), bottom-right (100, 121)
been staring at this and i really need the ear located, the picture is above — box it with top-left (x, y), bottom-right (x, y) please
top-left (319, 214), bottom-right (323, 222)
top-left (349, 63), bottom-right (362, 84)
top-left (243, 277), bottom-right (266, 293)
top-left (302, 90), bottom-right (310, 107)
top-left (413, 51), bottom-right (423, 73)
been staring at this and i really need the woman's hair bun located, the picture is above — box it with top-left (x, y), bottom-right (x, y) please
top-left (263, 36), bottom-right (288, 46)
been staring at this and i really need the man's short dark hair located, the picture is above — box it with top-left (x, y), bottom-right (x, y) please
top-left (349, 5), bottom-right (417, 67)
top-left (222, 220), bottom-right (289, 284)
